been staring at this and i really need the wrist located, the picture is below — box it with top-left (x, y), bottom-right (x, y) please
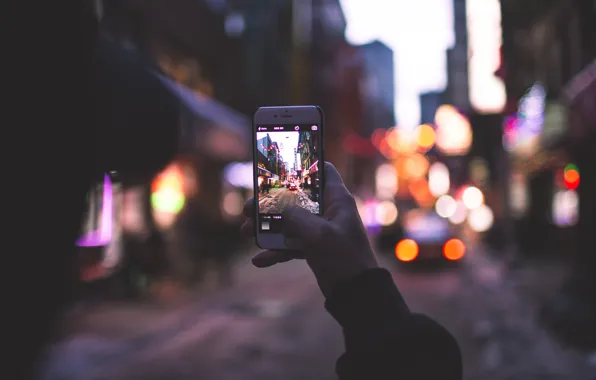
top-left (324, 268), bottom-right (411, 352)
top-left (308, 258), bottom-right (379, 299)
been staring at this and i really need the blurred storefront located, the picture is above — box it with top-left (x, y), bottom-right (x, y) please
top-left (83, 0), bottom-right (252, 293)
top-left (562, 60), bottom-right (596, 269)
top-left (145, 76), bottom-right (251, 286)
top-left (500, 0), bottom-right (596, 257)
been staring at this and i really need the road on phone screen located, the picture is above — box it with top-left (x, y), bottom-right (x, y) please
top-left (259, 188), bottom-right (315, 214)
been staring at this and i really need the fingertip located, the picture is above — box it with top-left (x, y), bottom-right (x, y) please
top-left (251, 250), bottom-right (278, 268)
top-left (251, 257), bottom-right (273, 268)
top-left (251, 250), bottom-right (294, 268)
top-left (323, 161), bottom-right (344, 186)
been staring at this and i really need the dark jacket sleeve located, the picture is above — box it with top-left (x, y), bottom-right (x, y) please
top-left (325, 268), bottom-right (462, 380)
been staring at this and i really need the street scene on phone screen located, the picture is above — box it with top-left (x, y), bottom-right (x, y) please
top-left (256, 130), bottom-right (320, 215)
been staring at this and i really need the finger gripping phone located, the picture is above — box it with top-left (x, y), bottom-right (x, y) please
top-left (252, 106), bottom-right (325, 250)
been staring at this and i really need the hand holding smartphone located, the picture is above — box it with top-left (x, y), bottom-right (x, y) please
top-left (252, 106), bottom-right (325, 250)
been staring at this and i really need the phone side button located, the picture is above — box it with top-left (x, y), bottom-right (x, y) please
top-left (284, 238), bottom-right (303, 250)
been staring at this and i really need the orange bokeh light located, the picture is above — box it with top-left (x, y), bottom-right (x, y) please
top-left (408, 179), bottom-right (435, 208)
top-left (405, 153), bottom-right (430, 179)
top-left (443, 239), bottom-right (466, 261)
top-left (563, 169), bottom-right (580, 187)
top-left (395, 239), bottom-right (419, 262)
top-left (416, 124), bottom-right (436, 150)
top-left (152, 164), bottom-right (184, 193)
top-left (371, 128), bottom-right (387, 149)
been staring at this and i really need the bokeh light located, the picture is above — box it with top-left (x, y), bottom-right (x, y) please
top-left (448, 201), bottom-right (468, 224)
top-left (552, 190), bottom-right (579, 226)
top-left (222, 191), bottom-right (244, 217)
top-left (434, 105), bottom-right (473, 155)
top-left (405, 154), bottom-right (430, 179)
top-left (563, 164), bottom-right (580, 190)
top-left (375, 201), bottom-right (399, 226)
top-left (467, 204), bottom-right (494, 232)
top-left (416, 124), bottom-right (436, 150)
top-left (443, 238), bottom-right (466, 261)
top-left (151, 164), bottom-right (186, 229)
top-left (435, 195), bottom-right (457, 218)
top-left (428, 162), bottom-right (450, 197)
top-left (462, 186), bottom-right (484, 210)
top-left (386, 128), bottom-right (418, 155)
top-left (395, 239), bottom-right (419, 262)
top-left (376, 163), bottom-right (399, 200)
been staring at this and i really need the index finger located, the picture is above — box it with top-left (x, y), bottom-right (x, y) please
top-left (323, 161), bottom-right (353, 206)
top-left (243, 197), bottom-right (255, 219)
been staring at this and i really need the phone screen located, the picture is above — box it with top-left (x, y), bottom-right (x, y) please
top-left (255, 124), bottom-right (322, 233)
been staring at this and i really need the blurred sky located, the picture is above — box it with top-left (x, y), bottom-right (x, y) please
top-left (340, 0), bottom-right (455, 130)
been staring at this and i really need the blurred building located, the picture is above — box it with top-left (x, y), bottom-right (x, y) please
top-left (223, 0), bottom-right (355, 181)
top-left (420, 92), bottom-right (443, 125)
top-left (238, 0), bottom-right (359, 187)
top-left (224, 0), bottom-right (294, 113)
top-left (256, 134), bottom-right (278, 185)
top-left (445, 0), bottom-right (470, 110)
top-left (297, 131), bottom-right (320, 189)
top-left (347, 40), bottom-right (396, 195)
top-left (359, 40), bottom-right (396, 136)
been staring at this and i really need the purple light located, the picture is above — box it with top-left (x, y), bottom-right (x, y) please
top-left (76, 174), bottom-right (113, 247)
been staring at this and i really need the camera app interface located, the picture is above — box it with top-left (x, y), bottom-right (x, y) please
top-left (256, 124), bottom-right (321, 233)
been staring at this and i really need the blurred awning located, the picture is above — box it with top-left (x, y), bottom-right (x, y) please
top-left (563, 59), bottom-right (596, 103)
top-left (562, 59), bottom-right (596, 140)
top-left (155, 73), bottom-right (251, 161)
top-left (257, 166), bottom-right (274, 178)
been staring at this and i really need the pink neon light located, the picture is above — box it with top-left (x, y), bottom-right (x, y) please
top-left (76, 174), bottom-right (113, 247)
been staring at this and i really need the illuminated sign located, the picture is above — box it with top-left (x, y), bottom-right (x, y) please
top-left (504, 83), bottom-right (545, 156)
top-left (467, 0), bottom-right (506, 114)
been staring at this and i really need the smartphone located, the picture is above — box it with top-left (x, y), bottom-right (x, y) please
top-left (253, 105), bottom-right (324, 250)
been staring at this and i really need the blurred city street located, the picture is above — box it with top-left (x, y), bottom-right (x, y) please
top-left (43, 245), bottom-right (596, 380)
top-left (12, 0), bottom-right (596, 379)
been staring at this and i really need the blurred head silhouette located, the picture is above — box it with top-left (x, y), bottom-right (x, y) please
top-left (16, 4), bottom-right (181, 378)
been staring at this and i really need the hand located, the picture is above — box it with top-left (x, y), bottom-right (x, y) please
top-left (241, 162), bottom-right (379, 298)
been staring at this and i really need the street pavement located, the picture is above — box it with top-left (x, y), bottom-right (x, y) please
top-left (259, 188), bottom-right (300, 214)
top-left (258, 188), bottom-right (319, 215)
top-left (41, 245), bottom-right (596, 380)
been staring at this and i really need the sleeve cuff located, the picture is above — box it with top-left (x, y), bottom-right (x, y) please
top-left (324, 268), bottom-right (410, 351)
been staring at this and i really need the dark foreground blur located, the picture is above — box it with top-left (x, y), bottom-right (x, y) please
top-left (43, 244), bottom-right (596, 380)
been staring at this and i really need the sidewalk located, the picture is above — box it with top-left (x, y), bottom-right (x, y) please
top-left (41, 256), bottom-right (324, 380)
top-left (448, 245), bottom-right (595, 379)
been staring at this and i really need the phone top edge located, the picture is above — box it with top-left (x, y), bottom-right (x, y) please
top-left (254, 106), bottom-right (324, 125)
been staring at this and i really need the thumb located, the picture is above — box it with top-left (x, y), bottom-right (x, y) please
top-left (282, 205), bottom-right (330, 243)
top-left (252, 250), bottom-right (294, 268)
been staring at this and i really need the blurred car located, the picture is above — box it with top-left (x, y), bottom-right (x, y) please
top-left (393, 209), bottom-right (466, 264)
top-left (288, 183), bottom-right (297, 191)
